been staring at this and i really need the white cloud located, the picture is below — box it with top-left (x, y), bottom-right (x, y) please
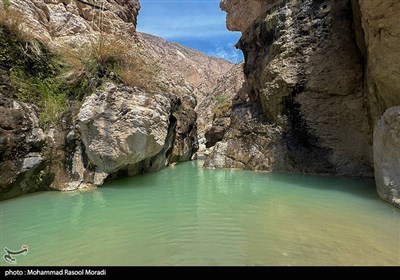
top-left (138, 15), bottom-right (228, 39)
top-left (137, 1), bottom-right (243, 62)
top-left (208, 45), bottom-right (243, 63)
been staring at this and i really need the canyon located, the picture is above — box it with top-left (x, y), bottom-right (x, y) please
top-left (0, 0), bottom-right (399, 209)
top-left (0, 0), bottom-right (232, 199)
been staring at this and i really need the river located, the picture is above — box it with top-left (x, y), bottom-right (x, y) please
top-left (1, 161), bottom-right (399, 265)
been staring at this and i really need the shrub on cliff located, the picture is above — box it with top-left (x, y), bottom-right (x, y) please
top-left (0, 7), bottom-right (69, 128)
top-left (1, 0), bottom-right (11, 9)
top-left (0, 34), bottom-right (67, 130)
top-left (59, 36), bottom-right (160, 94)
top-left (1, 2), bottom-right (161, 129)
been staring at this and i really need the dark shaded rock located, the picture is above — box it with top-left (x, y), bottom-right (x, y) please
top-left (169, 94), bottom-right (199, 163)
top-left (205, 119), bottom-right (229, 148)
top-left (209, 0), bottom-right (373, 177)
top-left (0, 95), bottom-right (48, 200)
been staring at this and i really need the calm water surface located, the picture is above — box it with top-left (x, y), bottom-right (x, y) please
top-left (1, 161), bottom-right (399, 265)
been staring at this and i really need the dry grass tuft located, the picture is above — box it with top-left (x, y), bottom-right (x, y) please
top-left (0, 4), bottom-right (33, 41)
top-left (58, 35), bottom-right (160, 93)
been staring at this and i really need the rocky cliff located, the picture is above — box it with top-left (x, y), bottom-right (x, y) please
top-left (206, 0), bottom-right (400, 207)
top-left (137, 32), bottom-right (233, 151)
top-left (356, 0), bottom-right (400, 207)
top-left (196, 63), bottom-right (246, 154)
top-left (220, 0), bottom-right (278, 32)
top-left (138, 32), bottom-right (232, 99)
top-left (0, 0), bottom-right (231, 200)
top-left (355, 0), bottom-right (400, 123)
top-left (0, 96), bottom-right (50, 200)
top-left (2, 0), bottom-right (140, 46)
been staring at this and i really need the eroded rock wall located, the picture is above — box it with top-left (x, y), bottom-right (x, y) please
top-left (207, 0), bottom-right (373, 177)
top-left (1, 0), bottom-right (224, 199)
top-left (0, 0), bottom-right (140, 46)
top-left (210, 0), bottom-right (400, 207)
top-left (196, 63), bottom-right (246, 154)
top-left (220, 0), bottom-right (279, 32)
top-left (0, 96), bottom-right (50, 199)
top-left (356, 0), bottom-right (400, 123)
top-left (77, 83), bottom-right (198, 185)
top-left (354, 0), bottom-right (400, 207)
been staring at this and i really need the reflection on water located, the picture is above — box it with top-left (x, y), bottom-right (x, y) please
top-left (0, 161), bottom-right (399, 265)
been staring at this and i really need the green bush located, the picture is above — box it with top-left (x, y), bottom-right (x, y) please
top-left (1, 24), bottom-right (69, 128)
top-left (10, 67), bottom-right (67, 128)
top-left (215, 95), bottom-right (228, 104)
top-left (2, 0), bottom-right (11, 9)
top-left (212, 96), bottom-right (231, 117)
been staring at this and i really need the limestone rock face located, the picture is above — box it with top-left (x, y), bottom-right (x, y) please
top-left (205, 103), bottom-right (288, 171)
top-left (0, 0), bottom-right (230, 199)
top-left (210, 0), bottom-right (373, 176)
top-left (0, 96), bottom-right (48, 200)
top-left (374, 106), bottom-right (400, 207)
top-left (77, 84), bottom-right (198, 185)
top-left (138, 33), bottom-right (233, 99)
top-left (1, 0), bottom-right (140, 45)
top-left (46, 85), bottom-right (199, 191)
top-left (196, 63), bottom-right (246, 153)
top-left (45, 107), bottom-right (97, 192)
top-left (136, 33), bottom-right (233, 156)
top-left (214, 0), bottom-right (400, 207)
top-left (169, 95), bottom-right (199, 163)
top-left (205, 115), bottom-right (230, 149)
top-left (220, 0), bottom-right (279, 32)
top-left (356, 0), bottom-right (400, 122)
top-left (78, 84), bottom-right (173, 183)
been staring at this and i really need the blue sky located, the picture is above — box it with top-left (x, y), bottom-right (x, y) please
top-left (137, 0), bottom-right (243, 63)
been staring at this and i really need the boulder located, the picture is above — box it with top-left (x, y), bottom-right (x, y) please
top-left (374, 106), bottom-right (400, 207)
top-left (78, 84), bottom-right (177, 184)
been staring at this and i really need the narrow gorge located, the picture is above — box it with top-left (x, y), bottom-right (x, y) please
top-left (0, 0), bottom-right (232, 199)
top-left (0, 0), bottom-right (399, 267)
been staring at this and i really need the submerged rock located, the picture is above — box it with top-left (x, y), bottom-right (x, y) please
top-left (374, 106), bottom-right (400, 207)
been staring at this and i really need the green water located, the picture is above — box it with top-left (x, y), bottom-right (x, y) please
top-left (1, 161), bottom-right (399, 266)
